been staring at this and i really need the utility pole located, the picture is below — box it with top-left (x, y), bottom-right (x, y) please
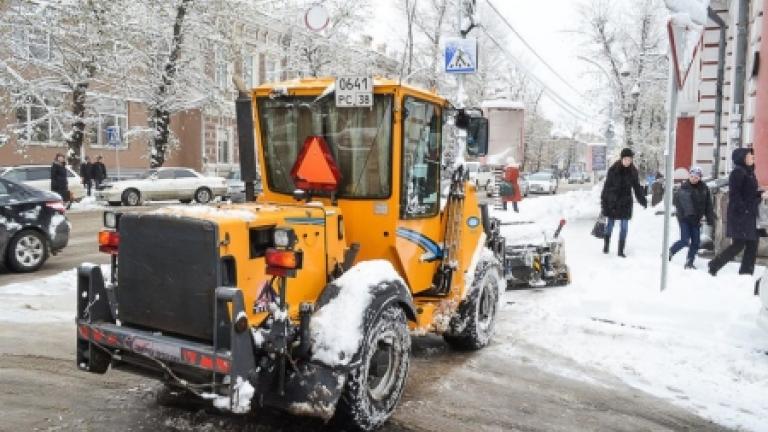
top-left (456, 0), bottom-right (466, 108)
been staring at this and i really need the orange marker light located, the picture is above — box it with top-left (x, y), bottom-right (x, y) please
top-left (98, 230), bottom-right (120, 254)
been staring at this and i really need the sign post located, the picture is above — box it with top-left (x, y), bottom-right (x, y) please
top-left (106, 125), bottom-right (121, 180)
top-left (660, 8), bottom-right (705, 292)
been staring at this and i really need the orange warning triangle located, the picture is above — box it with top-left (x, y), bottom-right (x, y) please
top-left (290, 136), bottom-right (341, 191)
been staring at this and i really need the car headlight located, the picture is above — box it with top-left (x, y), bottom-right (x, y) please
top-left (273, 227), bottom-right (297, 249)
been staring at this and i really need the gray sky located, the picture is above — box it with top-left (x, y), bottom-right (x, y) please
top-left (369, 0), bottom-right (606, 131)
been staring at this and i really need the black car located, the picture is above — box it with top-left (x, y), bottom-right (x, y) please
top-left (0, 178), bottom-right (69, 272)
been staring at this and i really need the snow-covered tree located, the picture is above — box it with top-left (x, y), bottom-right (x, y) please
top-left (0, 0), bottom-right (131, 170)
top-left (578, 0), bottom-right (668, 168)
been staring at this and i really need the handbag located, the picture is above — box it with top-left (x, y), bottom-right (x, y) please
top-left (591, 213), bottom-right (607, 239)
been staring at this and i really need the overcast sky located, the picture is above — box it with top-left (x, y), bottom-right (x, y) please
top-left (369, 0), bottom-right (607, 132)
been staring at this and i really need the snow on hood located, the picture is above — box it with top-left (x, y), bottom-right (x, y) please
top-left (310, 260), bottom-right (405, 367)
top-left (151, 205), bottom-right (256, 222)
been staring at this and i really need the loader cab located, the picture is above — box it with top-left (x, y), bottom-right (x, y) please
top-left (253, 78), bottom-right (487, 299)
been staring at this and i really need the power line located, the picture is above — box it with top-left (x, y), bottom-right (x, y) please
top-left (483, 0), bottom-right (586, 99)
top-left (481, 27), bottom-right (595, 123)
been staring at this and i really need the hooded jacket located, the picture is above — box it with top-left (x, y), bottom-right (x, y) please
top-left (673, 179), bottom-right (715, 225)
top-left (726, 148), bottom-right (762, 240)
top-left (600, 161), bottom-right (647, 219)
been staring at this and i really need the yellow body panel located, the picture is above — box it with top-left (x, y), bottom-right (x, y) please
top-left (182, 78), bottom-right (488, 334)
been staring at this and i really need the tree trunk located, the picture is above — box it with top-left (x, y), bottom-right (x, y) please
top-left (150, 0), bottom-right (193, 168)
top-left (66, 82), bottom-right (89, 172)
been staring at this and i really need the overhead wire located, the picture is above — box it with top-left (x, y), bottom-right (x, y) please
top-left (484, 0), bottom-right (586, 99)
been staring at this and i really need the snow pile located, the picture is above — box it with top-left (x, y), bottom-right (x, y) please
top-left (492, 184), bottom-right (601, 244)
top-left (0, 265), bottom-right (110, 323)
top-left (310, 260), bottom-right (405, 366)
top-left (69, 196), bottom-right (105, 212)
top-left (664, 0), bottom-right (710, 26)
top-left (48, 213), bottom-right (68, 239)
top-left (500, 194), bottom-right (768, 431)
top-left (203, 376), bottom-right (254, 414)
top-left (152, 205), bottom-right (256, 222)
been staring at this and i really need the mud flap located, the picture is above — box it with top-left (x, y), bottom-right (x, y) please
top-left (259, 361), bottom-right (347, 421)
top-left (76, 265), bottom-right (113, 373)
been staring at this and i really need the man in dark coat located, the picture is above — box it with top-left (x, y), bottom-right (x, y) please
top-left (651, 171), bottom-right (665, 207)
top-left (600, 148), bottom-right (648, 257)
top-left (50, 153), bottom-right (69, 205)
top-left (669, 167), bottom-right (715, 269)
top-left (91, 155), bottom-right (107, 188)
top-left (80, 155), bottom-right (93, 196)
top-left (708, 148), bottom-right (766, 275)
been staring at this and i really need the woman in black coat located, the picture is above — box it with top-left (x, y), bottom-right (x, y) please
top-left (50, 153), bottom-right (69, 201)
top-left (600, 148), bottom-right (648, 257)
top-left (708, 148), bottom-right (766, 275)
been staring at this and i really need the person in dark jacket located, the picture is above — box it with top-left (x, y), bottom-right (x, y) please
top-left (651, 171), bottom-right (665, 207)
top-left (91, 155), bottom-right (107, 188)
top-left (80, 155), bottom-right (93, 196)
top-left (669, 167), bottom-right (715, 269)
top-left (708, 148), bottom-right (767, 276)
top-left (50, 153), bottom-right (69, 205)
top-left (600, 148), bottom-right (648, 257)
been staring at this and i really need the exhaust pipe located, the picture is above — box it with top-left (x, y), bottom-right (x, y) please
top-left (234, 77), bottom-right (258, 202)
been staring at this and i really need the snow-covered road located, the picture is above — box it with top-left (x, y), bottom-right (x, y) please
top-left (493, 188), bottom-right (768, 432)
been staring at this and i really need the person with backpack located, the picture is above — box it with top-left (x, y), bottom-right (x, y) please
top-left (600, 148), bottom-right (648, 257)
top-left (669, 167), bottom-right (715, 269)
top-left (708, 148), bottom-right (768, 276)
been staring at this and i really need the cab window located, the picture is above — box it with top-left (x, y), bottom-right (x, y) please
top-left (401, 97), bottom-right (441, 218)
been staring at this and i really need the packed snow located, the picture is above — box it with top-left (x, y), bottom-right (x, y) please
top-left (493, 188), bottom-right (768, 432)
top-left (0, 265), bottom-right (110, 323)
top-left (69, 196), bottom-right (106, 213)
top-left (310, 260), bottom-right (405, 367)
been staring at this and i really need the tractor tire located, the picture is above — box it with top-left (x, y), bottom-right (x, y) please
top-left (336, 306), bottom-right (411, 431)
top-left (444, 258), bottom-right (502, 350)
top-left (7, 230), bottom-right (48, 272)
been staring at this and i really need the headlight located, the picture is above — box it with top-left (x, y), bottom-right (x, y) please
top-left (273, 227), bottom-right (297, 249)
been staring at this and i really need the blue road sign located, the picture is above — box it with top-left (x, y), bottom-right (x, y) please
top-left (444, 37), bottom-right (477, 74)
top-left (106, 126), bottom-right (121, 147)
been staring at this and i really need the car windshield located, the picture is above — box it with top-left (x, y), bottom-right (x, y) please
top-left (530, 173), bottom-right (552, 180)
top-left (258, 95), bottom-right (393, 198)
top-left (140, 170), bottom-right (158, 179)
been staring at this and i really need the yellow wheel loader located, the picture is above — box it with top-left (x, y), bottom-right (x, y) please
top-left (76, 78), bottom-right (507, 431)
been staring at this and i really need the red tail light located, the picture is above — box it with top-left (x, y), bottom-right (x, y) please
top-left (265, 248), bottom-right (302, 277)
top-left (46, 201), bottom-right (66, 213)
top-left (98, 230), bottom-right (120, 254)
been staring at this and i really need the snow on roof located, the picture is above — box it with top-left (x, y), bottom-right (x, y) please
top-left (664, 0), bottom-right (710, 26)
top-left (587, 142), bottom-right (607, 147)
top-left (151, 205), bottom-right (256, 222)
top-left (480, 99), bottom-right (524, 110)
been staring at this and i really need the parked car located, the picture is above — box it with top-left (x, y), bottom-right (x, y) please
top-left (527, 171), bottom-right (559, 194)
top-left (519, 173), bottom-right (530, 197)
top-left (0, 178), bottom-right (69, 272)
top-left (0, 165), bottom-right (85, 201)
top-left (568, 171), bottom-right (590, 184)
top-left (95, 167), bottom-right (228, 206)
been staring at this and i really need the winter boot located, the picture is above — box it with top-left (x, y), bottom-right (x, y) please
top-left (617, 239), bottom-right (626, 258)
top-left (707, 261), bottom-right (717, 276)
top-left (684, 258), bottom-right (696, 269)
top-left (603, 236), bottom-right (610, 254)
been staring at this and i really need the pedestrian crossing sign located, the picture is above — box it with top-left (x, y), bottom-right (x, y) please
top-left (444, 37), bottom-right (477, 74)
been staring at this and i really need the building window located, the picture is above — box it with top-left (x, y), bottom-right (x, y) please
top-left (88, 97), bottom-right (128, 148)
top-left (215, 48), bottom-right (230, 90)
top-left (265, 58), bottom-right (282, 83)
top-left (13, 92), bottom-right (63, 145)
top-left (11, 24), bottom-right (51, 62)
top-left (243, 54), bottom-right (256, 88)
top-left (217, 124), bottom-right (233, 164)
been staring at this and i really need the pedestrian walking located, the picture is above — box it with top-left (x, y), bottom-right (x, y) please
top-left (708, 148), bottom-right (768, 276)
top-left (669, 167), bottom-right (715, 269)
top-left (80, 155), bottom-right (93, 196)
top-left (92, 155), bottom-right (107, 188)
top-left (500, 164), bottom-right (521, 212)
top-left (50, 153), bottom-right (70, 208)
top-left (651, 171), bottom-right (665, 207)
top-left (600, 148), bottom-right (648, 257)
